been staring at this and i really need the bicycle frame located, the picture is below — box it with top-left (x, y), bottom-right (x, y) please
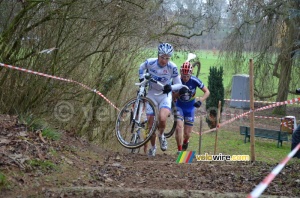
top-left (131, 79), bottom-right (148, 127)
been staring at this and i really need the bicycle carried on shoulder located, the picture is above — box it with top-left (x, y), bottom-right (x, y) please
top-left (115, 73), bottom-right (178, 150)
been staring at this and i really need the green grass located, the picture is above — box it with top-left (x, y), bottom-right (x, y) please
top-left (18, 113), bottom-right (61, 141)
top-left (0, 172), bottom-right (8, 188)
top-left (42, 128), bottom-right (61, 141)
top-left (27, 159), bottom-right (58, 171)
top-left (166, 128), bottom-right (295, 164)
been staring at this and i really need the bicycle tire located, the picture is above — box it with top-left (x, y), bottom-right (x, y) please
top-left (164, 101), bottom-right (177, 138)
top-left (115, 96), bottom-right (158, 149)
top-left (130, 134), bottom-right (141, 154)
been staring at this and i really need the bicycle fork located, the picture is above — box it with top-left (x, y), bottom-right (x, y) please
top-left (131, 98), bottom-right (144, 132)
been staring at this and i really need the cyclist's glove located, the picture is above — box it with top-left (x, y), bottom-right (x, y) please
top-left (163, 84), bottom-right (172, 95)
top-left (296, 88), bottom-right (300, 94)
top-left (193, 100), bottom-right (202, 108)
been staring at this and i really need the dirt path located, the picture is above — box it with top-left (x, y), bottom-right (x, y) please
top-left (1, 112), bottom-right (300, 197)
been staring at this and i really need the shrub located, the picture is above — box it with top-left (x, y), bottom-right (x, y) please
top-left (206, 66), bottom-right (225, 128)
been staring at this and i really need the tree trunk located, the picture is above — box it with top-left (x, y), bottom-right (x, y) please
top-left (273, 18), bottom-right (295, 115)
top-left (273, 59), bottom-right (292, 115)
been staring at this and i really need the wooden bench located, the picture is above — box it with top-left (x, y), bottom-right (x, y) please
top-left (240, 126), bottom-right (289, 148)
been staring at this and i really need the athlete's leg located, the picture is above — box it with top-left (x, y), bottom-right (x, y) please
top-left (157, 93), bottom-right (172, 136)
top-left (158, 108), bottom-right (171, 136)
top-left (183, 124), bottom-right (193, 142)
top-left (175, 119), bottom-right (184, 152)
top-left (146, 91), bottom-right (172, 152)
top-left (182, 107), bottom-right (195, 150)
top-left (145, 93), bottom-right (158, 155)
top-left (175, 107), bottom-right (184, 152)
top-left (146, 115), bottom-right (155, 152)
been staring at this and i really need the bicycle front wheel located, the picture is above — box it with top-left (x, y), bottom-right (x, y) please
top-left (115, 97), bottom-right (158, 149)
top-left (129, 134), bottom-right (141, 154)
top-left (164, 101), bottom-right (177, 138)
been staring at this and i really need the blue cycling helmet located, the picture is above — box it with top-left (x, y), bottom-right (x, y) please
top-left (158, 43), bottom-right (174, 57)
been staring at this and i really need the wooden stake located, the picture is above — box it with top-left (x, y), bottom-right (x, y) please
top-left (198, 116), bottom-right (202, 155)
top-left (249, 59), bottom-right (256, 162)
top-left (214, 100), bottom-right (221, 155)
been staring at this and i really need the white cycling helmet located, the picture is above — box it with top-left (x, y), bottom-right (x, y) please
top-left (158, 43), bottom-right (174, 57)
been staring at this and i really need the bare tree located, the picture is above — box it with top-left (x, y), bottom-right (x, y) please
top-left (220, 0), bottom-right (300, 115)
top-left (0, 0), bottom-right (223, 141)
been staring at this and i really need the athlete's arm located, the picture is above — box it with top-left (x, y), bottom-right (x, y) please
top-left (138, 61), bottom-right (147, 79)
top-left (199, 86), bottom-right (210, 103)
top-left (171, 75), bottom-right (182, 91)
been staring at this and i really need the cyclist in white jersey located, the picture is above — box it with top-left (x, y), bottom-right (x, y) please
top-left (138, 43), bottom-right (182, 156)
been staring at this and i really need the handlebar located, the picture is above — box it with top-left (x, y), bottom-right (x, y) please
top-left (135, 73), bottom-right (164, 88)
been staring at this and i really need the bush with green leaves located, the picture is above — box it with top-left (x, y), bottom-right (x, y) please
top-left (206, 66), bottom-right (225, 128)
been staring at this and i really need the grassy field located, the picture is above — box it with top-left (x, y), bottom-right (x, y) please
top-left (163, 128), bottom-right (296, 165)
top-left (172, 50), bottom-right (220, 87)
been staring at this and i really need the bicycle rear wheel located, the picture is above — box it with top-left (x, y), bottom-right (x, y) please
top-left (115, 97), bottom-right (158, 149)
top-left (164, 101), bottom-right (177, 138)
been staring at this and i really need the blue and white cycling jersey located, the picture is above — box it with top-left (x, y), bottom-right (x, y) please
top-left (176, 76), bottom-right (204, 107)
top-left (138, 58), bottom-right (181, 92)
top-left (175, 76), bottom-right (205, 126)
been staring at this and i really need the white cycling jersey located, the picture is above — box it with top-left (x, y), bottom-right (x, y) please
top-left (138, 58), bottom-right (182, 93)
top-left (139, 58), bottom-right (182, 112)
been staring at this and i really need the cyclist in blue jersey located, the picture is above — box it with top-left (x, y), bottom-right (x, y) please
top-left (138, 43), bottom-right (182, 156)
top-left (173, 61), bottom-right (210, 153)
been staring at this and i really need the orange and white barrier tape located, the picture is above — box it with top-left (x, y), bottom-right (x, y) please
top-left (0, 62), bottom-right (120, 111)
top-left (195, 97), bottom-right (298, 105)
top-left (224, 98), bottom-right (276, 104)
top-left (248, 143), bottom-right (300, 198)
top-left (254, 98), bottom-right (300, 112)
top-left (193, 97), bottom-right (300, 135)
top-left (195, 113), bottom-right (283, 121)
top-left (222, 113), bottom-right (282, 120)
